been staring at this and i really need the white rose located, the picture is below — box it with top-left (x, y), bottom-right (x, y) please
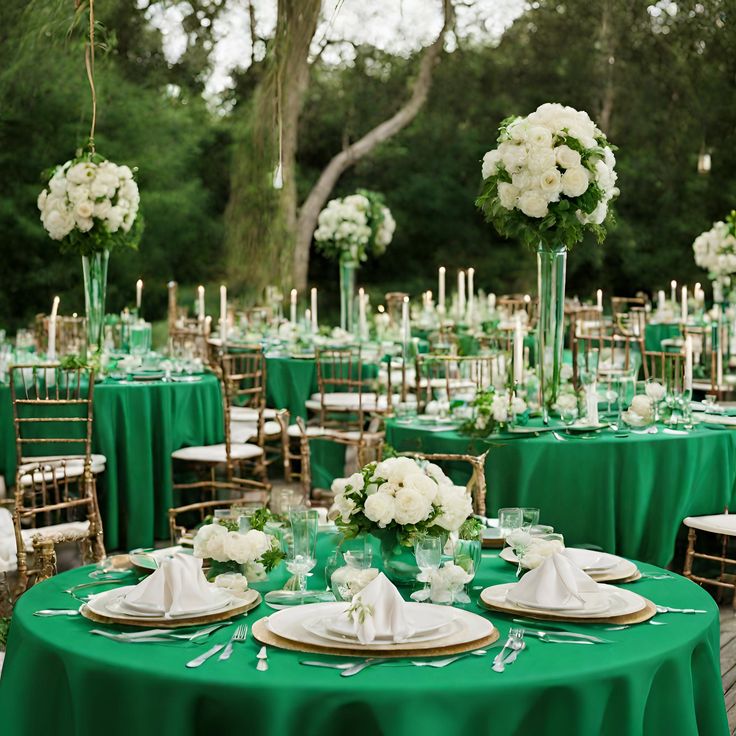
top-left (434, 487), bottom-right (473, 532)
top-left (75, 200), bottom-right (94, 219)
top-left (193, 523), bottom-right (229, 562)
top-left (406, 472), bottom-right (439, 503)
top-left (377, 482), bottom-right (399, 496)
top-left (555, 144), bottom-right (581, 169)
top-left (106, 206), bottom-right (124, 232)
top-left (497, 182), bottom-right (520, 210)
top-left (526, 146), bottom-right (557, 174)
top-left (482, 150), bottom-right (502, 179)
top-left (393, 488), bottom-right (432, 526)
top-left (48, 174), bottom-right (67, 196)
top-left (561, 167), bottom-right (589, 198)
top-left (527, 125), bottom-right (553, 148)
top-left (508, 119), bottom-right (530, 142)
top-left (511, 170), bottom-right (532, 191)
top-left (491, 395), bottom-right (510, 423)
top-left (630, 395), bottom-right (654, 419)
top-left (66, 162), bottom-right (96, 185)
top-left (517, 190), bottom-right (549, 218)
top-left (67, 184), bottom-right (91, 204)
top-left (346, 472), bottom-right (364, 492)
top-left (539, 169), bottom-right (562, 200)
top-left (500, 143), bottom-right (528, 173)
top-left (94, 200), bottom-right (112, 219)
top-left (424, 463), bottom-right (452, 487)
top-left (213, 572), bottom-right (249, 595)
top-left (37, 190), bottom-right (47, 211)
top-left (75, 216), bottom-right (94, 233)
top-left (333, 493), bottom-right (357, 522)
top-left (363, 493), bottom-right (395, 528)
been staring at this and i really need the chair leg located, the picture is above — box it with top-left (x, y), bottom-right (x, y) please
top-left (33, 539), bottom-right (57, 585)
top-left (683, 528), bottom-right (696, 579)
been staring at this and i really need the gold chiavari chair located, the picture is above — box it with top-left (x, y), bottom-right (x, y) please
top-left (35, 314), bottom-right (87, 356)
top-left (290, 347), bottom-right (384, 470)
top-left (414, 354), bottom-right (504, 413)
top-left (398, 450), bottom-right (490, 517)
top-left (573, 334), bottom-right (637, 380)
top-left (9, 364), bottom-right (105, 593)
top-left (168, 498), bottom-right (264, 544)
top-left (611, 296), bottom-right (646, 319)
top-left (642, 350), bottom-right (687, 392)
top-left (278, 415), bottom-right (313, 503)
top-left (497, 294), bottom-right (538, 328)
top-left (170, 355), bottom-right (272, 523)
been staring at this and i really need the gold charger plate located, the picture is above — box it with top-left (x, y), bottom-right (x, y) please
top-left (80, 589), bottom-right (261, 628)
top-left (251, 616), bottom-right (499, 658)
top-left (479, 592), bottom-right (655, 625)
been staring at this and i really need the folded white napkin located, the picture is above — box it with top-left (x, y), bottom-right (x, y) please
top-left (507, 552), bottom-right (601, 611)
top-left (345, 572), bottom-right (415, 644)
top-left (123, 553), bottom-right (226, 617)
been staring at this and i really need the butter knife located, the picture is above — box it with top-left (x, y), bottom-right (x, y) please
top-left (186, 643), bottom-right (225, 668)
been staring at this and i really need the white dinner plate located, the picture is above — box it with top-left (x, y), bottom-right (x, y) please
top-left (325, 605), bottom-right (450, 639)
top-left (88, 584), bottom-right (239, 620)
top-left (498, 547), bottom-right (638, 580)
top-left (481, 583), bottom-right (647, 619)
top-left (562, 548), bottom-right (620, 572)
top-left (266, 601), bottom-right (493, 651)
top-left (305, 617), bottom-right (459, 646)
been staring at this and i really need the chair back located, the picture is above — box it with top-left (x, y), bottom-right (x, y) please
top-left (316, 347), bottom-right (371, 432)
top-left (35, 314), bottom-right (87, 357)
top-left (10, 364), bottom-right (94, 468)
top-left (643, 350), bottom-right (687, 392)
top-left (221, 349), bottom-right (267, 450)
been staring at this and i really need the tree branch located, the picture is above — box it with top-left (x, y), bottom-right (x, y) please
top-left (293, 0), bottom-right (455, 287)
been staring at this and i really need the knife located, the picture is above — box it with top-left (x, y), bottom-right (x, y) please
top-left (186, 643), bottom-right (225, 668)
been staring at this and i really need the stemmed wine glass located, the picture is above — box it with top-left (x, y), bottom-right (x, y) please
top-left (413, 535), bottom-right (443, 600)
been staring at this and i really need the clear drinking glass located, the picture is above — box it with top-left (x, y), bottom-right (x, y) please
top-left (287, 509), bottom-right (319, 593)
top-left (498, 507), bottom-right (523, 539)
top-left (520, 507), bottom-right (540, 530)
top-left (129, 321), bottom-right (152, 356)
top-left (414, 535), bottom-right (443, 597)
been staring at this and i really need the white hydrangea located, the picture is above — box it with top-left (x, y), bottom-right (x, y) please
top-left (38, 157), bottom-right (140, 242)
top-left (479, 102), bottom-right (617, 225)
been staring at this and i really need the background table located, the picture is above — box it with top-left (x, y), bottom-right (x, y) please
top-left (0, 537), bottom-right (727, 736)
top-left (0, 374), bottom-right (224, 550)
top-left (386, 420), bottom-right (736, 567)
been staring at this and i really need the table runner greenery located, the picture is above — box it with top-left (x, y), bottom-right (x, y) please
top-left (0, 536), bottom-right (726, 736)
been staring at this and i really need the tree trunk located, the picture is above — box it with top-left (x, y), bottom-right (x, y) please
top-left (224, 0), bottom-right (320, 296)
top-left (597, 0), bottom-right (616, 135)
top-left (293, 0), bottom-right (454, 290)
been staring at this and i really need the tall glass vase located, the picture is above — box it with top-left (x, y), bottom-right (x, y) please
top-left (339, 259), bottom-right (358, 333)
top-left (82, 249), bottom-right (110, 356)
top-left (536, 244), bottom-right (568, 423)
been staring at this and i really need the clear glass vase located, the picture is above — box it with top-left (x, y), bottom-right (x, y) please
top-left (536, 244), bottom-right (568, 423)
top-left (339, 259), bottom-right (358, 333)
top-left (81, 249), bottom-right (110, 356)
top-left (378, 530), bottom-right (419, 586)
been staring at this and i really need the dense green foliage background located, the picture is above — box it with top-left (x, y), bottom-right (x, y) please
top-left (1, 0), bottom-right (734, 329)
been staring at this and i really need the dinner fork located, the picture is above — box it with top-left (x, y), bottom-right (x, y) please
top-left (219, 624), bottom-right (248, 660)
top-left (492, 628), bottom-right (525, 672)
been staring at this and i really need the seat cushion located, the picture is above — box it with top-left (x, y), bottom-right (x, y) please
top-left (0, 507), bottom-right (16, 573)
top-left (683, 514), bottom-right (736, 536)
top-left (230, 421), bottom-right (282, 443)
top-left (20, 520), bottom-right (91, 550)
top-left (20, 454), bottom-right (106, 474)
top-left (230, 406), bottom-right (278, 422)
top-left (310, 392), bottom-right (379, 411)
top-left (172, 443), bottom-right (264, 463)
top-left (286, 424), bottom-right (330, 439)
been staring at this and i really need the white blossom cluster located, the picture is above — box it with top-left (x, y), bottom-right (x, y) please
top-left (193, 523), bottom-right (274, 567)
top-left (331, 456), bottom-right (473, 535)
top-left (38, 158), bottom-right (140, 241)
top-left (314, 193), bottom-right (394, 261)
top-left (693, 220), bottom-right (736, 278)
top-left (481, 103), bottom-right (618, 224)
top-left (507, 530), bottom-right (565, 571)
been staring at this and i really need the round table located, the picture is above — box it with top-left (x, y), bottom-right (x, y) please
top-left (0, 373), bottom-right (224, 550)
top-left (0, 537), bottom-right (727, 736)
top-left (385, 419), bottom-right (736, 567)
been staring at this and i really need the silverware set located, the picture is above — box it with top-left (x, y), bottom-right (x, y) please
top-left (492, 628), bottom-right (525, 672)
top-left (91, 623), bottom-right (228, 644)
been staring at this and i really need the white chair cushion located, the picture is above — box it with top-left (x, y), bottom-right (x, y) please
top-left (305, 399), bottom-right (322, 412)
top-left (0, 507), bottom-right (16, 573)
top-left (230, 406), bottom-right (278, 422)
top-left (19, 520), bottom-right (91, 550)
top-left (310, 392), bottom-right (379, 411)
top-left (172, 443), bottom-right (263, 463)
top-left (230, 421), bottom-right (282, 443)
top-left (683, 514), bottom-right (736, 536)
top-left (20, 454), bottom-right (106, 474)
top-left (286, 424), bottom-right (331, 439)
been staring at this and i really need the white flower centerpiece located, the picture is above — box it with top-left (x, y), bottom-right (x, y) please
top-left (37, 154), bottom-right (142, 354)
top-left (193, 521), bottom-right (283, 582)
top-left (331, 456), bottom-right (473, 584)
top-left (693, 211), bottom-right (736, 303)
top-left (476, 103), bottom-right (618, 421)
top-left (460, 389), bottom-right (528, 437)
top-left (314, 189), bottom-right (395, 332)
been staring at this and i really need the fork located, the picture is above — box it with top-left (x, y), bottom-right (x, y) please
top-left (411, 650), bottom-right (487, 668)
top-left (219, 624), bottom-right (248, 660)
top-left (492, 627), bottom-right (525, 672)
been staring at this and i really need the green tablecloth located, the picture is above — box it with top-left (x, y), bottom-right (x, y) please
top-left (0, 374), bottom-right (224, 550)
top-left (385, 420), bottom-right (736, 567)
top-left (646, 322), bottom-right (682, 351)
top-left (0, 540), bottom-right (726, 736)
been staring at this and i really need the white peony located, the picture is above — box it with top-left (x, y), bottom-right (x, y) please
top-left (482, 149), bottom-right (502, 179)
top-left (497, 182), bottom-right (520, 210)
top-left (527, 125), bottom-right (553, 148)
top-left (222, 529), bottom-right (272, 565)
top-left (434, 486), bottom-right (473, 532)
top-left (393, 488), bottom-right (432, 525)
top-left (526, 146), bottom-right (557, 174)
top-left (560, 167), bottom-right (589, 198)
top-left (408, 472), bottom-right (440, 503)
top-left (539, 169), bottom-right (562, 200)
top-left (66, 162), bottom-right (96, 185)
top-left (333, 493), bottom-right (357, 523)
top-left (517, 190), bottom-right (549, 218)
top-left (75, 200), bottom-right (94, 220)
top-left (363, 492), bottom-right (395, 528)
top-left (424, 463), bottom-right (452, 487)
top-left (193, 522), bottom-right (229, 562)
top-left (213, 572), bottom-right (250, 596)
top-left (500, 142), bottom-right (528, 172)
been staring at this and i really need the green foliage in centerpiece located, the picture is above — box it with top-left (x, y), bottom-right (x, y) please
top-left (459, 388), bottom-right (528, 437)
top-left (693, 210), bottom-right (736, 281)
top-left (475, 103), bottom-right (618, 251)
